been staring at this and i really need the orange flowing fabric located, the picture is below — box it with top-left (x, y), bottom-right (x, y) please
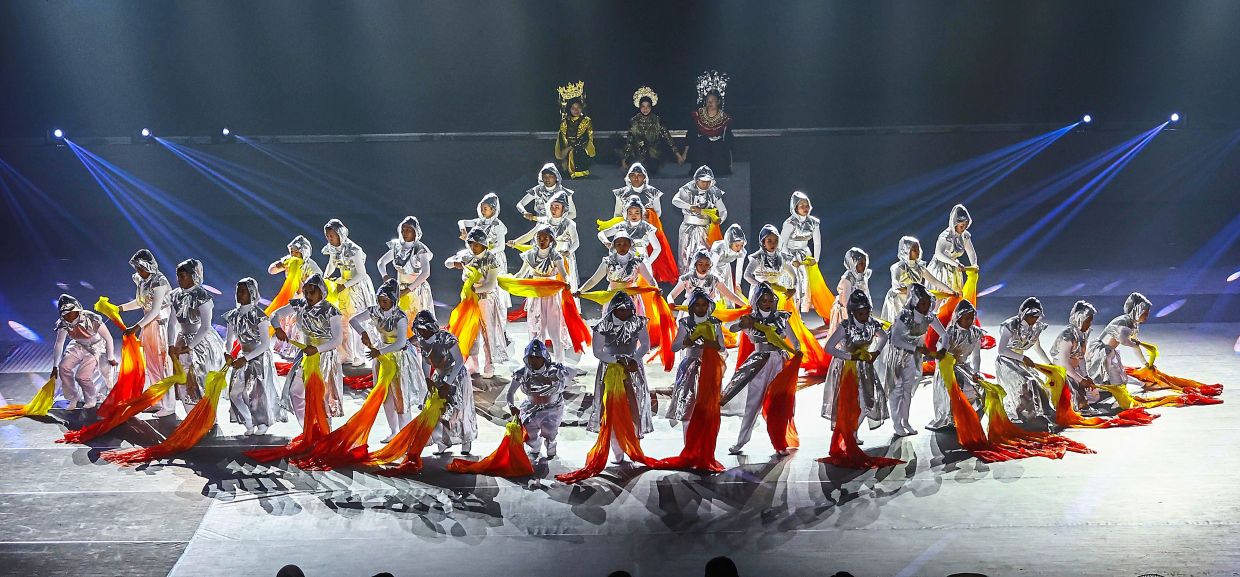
top-left (560, 286), bottom-right (591, 354)
top-left (779, 296), bottom-right (830, 377)
top-left (1034, 364), bottom-right (1156, 428)
top-left (94, 297), bottom-right (147, 419)
top-left (1125, 342), bottom-right (1224, 398)
top-left (583, 284), bottom-right (674, 371)
top-left (676, 304), bottom-right (748, 349)
top-left (58, 360), bottom-right (186, 444)
top-left (101, 365), bottom-right (229, 465)
top-left (447, 420), bottom-right (534, 477)
top-left (447, 266), bottom-right (484, 357)
top-left (651, 345), bottom-right (726, 472)
top-left (498, 276), bottom-right (591, 353)
top-left (266, 257), bottom-right (303, 318)
top-left (978, 379), bottom-right (1093, 459)
top-left (734, 332), bottom-right (755, 371)
top-left (761, 353), bottom-right (802, 454)
top-left (290, 354), bottom-right (397, 470)
top-left (645, 208), bottom-right (679, 284)
top-left (245, 351), bottom-right (331, 463)
top-left (939, 354), bottom-right (1026, 462)
top-left (556, 362), bottom-right (658, 483)
top-left (802, 262), bottom-right (836, 321)
top-left (925, 272), bottom-right (980, 351)
top-left (820, 361), bottom-right (905, 469)
top-left (367, 390), bottom-right (447, 476)
top-left (0, 376), bottom-right (57, 420)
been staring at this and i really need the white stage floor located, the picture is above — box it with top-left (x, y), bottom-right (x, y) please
top-left (0, 321), bottom-right (1237, 577)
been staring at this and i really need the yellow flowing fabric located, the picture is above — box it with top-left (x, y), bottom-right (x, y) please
top-left (498, 275), bottom-right (591, 353)
top-left (321, 277), bottom-right (343, 309)
top-left (556, 362), bottom-right (657, 483)
top-left (366, 390), bottom-right (447, 476)
top-left (802, 260), bottom-right (836, 321)
top-left (266, 257), bottom-right (303, 318)
top-left (702, 208), bottom-right (724, 245)
top-left (1035, 363), bottom-right (1157, 427)
top-left (977, 379), bottom-right (1092, 459)
top-left (582, 285), bottom-right (675, 371)
top-left (245, 345), bottom-right (332, 463)
top-left (94, 296), bottom-right (147, 419)
top-left (498, 275), bottom-right (565, 298)
top-left (447, 420), bottom-right (535, 478)
top-left (58, 360), bottom-right (186, 444)
top-left (447, 266), bottom-right (484, 357)
top-left (101, 364), bottom-right (229, 465)
top-left (596, 216), bottom-right (624, 231)
top-left (1126, 342), bottom-right (1224, 398)
top-left (510, 242), bottom-right (533, 253)
top-left (778, 292), bottom-right (830, 376)
top-left (291, 354), bottom-right (398, 470)
top-left (1101, 384), bottom-right (1185, 410)
top-left (0, 377), bottom-right (57, 420)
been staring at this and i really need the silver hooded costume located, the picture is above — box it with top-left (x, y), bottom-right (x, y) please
top-left (376, 216), bottom-right (435, 321)
top-left (928, 204), bottom-right (979, 294)
top-left (672, 165), bottom-right (728, 272)
top-left (514, 226), bottom-right (572, 364)
top-left (120, 249), bottom-right (174, 411)
top-left (666, 249), bottom-right (744, 308)
top-left (269, 236), bottom-right (324, 359)
top-left (880, 283), bottom-right (946, 435)
top-left (780, 191), bottom-right (822, 312)
top-left (512, 191), bottom-right (579, 290)
top-left (579, 231), bottom-right (658, 316)
top-left (822, 289), bottom-right (890, 428)
top-left (721, 282), bottom-right (801, 452)
top-left (598, 195), bottom-right (661, 263)
top-left (831, 247), bottom-right (873, 334)
top-left (588, 291), bottom-right (654, 438)
top-left (743, 224), bottom-right (795, 294)
top-left (444, 229), bottom-right (510, 376)
top-left (223, 278), bottom-right (284, 429)
top-left (517, 163), bottom-right (577, 220)
top-left (413, 311), bottom-right (477, 451)
top-left (668, 288), bottom-right (726, 423)
top-left (272, 274), bottom-right (345, 422)
top-left (995, 296), bottom-right (1054, 421)
top-left (927, 300), bottom-right (986, 430)
top-left (1086, 292), bottom-right (1151, 387)
top-left (166, 259), bottom-right (226, 405)
top-left (709, 224), bottom-right (747, 297)
top-left (53, 294), bottom-right (115, 407)
top-left (350, 279), bottom-right (428, 435)
top-left (881, 236), bottom-right (955, 323)
top-left (1052, 300), bottom-right (1100, 410)
top-left (611, 162), bottom-right (663, 217)
top-left (322, 219), bottom-right (377, 366)
top-left (505, 339), bottom-right (572, 459)
top-left (458, 193), bottom-right (512, 310)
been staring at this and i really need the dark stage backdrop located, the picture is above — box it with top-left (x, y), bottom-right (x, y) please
top-left (2, 127), bottom-right (1238, 343)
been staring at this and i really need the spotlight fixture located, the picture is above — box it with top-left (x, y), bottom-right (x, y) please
top-left (53, 129), bottom-right (64, 139)
top-left (141, 128), bottom-right (151, 137)
top-left (134, 127), bottom-right (155, 144)
top-left (1169, 113), bottom-right (1180, 123)
top-left (1081, 114), bottom-right (1092, 124)
top-left (47, 128), bottom-right (66, 145)
top-left (1166, 112), bottom-right (1186, 130)
top-left (213, 127), bottom-right (236, 144)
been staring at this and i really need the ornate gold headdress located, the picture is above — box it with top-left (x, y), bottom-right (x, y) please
top-left (696, 70), bottom-right (729, 107)
top-left (557, 80), bottom-right (586, 113)
top-left (632, 86), bottom-right (658, 108)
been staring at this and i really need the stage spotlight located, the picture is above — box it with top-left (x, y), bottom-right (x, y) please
top-left (214, 127), bottom-right (236, 144)
top-left (1082, 114), bottom-right (1092, 124)
top-left (222, 128), bottom-right (231, 136)
top-left (134, 127), bottom-right (155, 144)
top-left (53, 129), bottom-right (64, 138)
top-left (1170, 113), bottom-right (1180, 122)
top-left (141, 128), bottom-right (151, 137)
top-left (48, 128), bottom-right (66, 144)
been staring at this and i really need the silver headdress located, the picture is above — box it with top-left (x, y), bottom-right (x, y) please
top-left (695, 70), bottom-right (729, 107)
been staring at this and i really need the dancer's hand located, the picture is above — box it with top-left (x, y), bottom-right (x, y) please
top-left (523, 212), bottom-right (538, 222)
top-left (231, 357), bottom-right (246, 369)
top-left (303, 346), bottom-right (319, 357)
top-left (50, 367), bottom-right (59, 379)
top-left (360, 333), bottom-right (373, 348)
top-left (366, 347), bottom-right (380, 360)
top-left (459, 231), bottom-right (468, 240)
top-left (690, 206), bottom-right (702, 215)
top-left (108, 358), bottom-right (119, 367)
top-left (1022, 355), bottom-right (1036, 368)
top-left (272, 327), bottom-right (289, 342)
top-left (510, 406), bottom-right (520, 418)
top-left (124, 325), bottom-right (140, 337)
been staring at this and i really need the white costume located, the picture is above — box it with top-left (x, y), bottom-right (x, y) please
top-left (610, 162), bottom-right (663, 217)
top-left (268, 236), bottom-right (324, 359)
top-left (1052, 300), bottom-right (1100, 411)
top-left (1086, 293), bottom-right (1151, 387)
top-left (672, 165), bottom-right (727, 273)
top-left (822, 290), bottom-right (890, 429)
top-left (119, 249), bottom-right (175, 413)
top-left (350, 280), bottom-right (427, 439)
top-left (52, 295), bottom-right (115, 409)
top-left (444, 230), bottom-right (510, 377)
top-left (830, 247), bottom-right (872, 334)
top-left (512, 191), bottom-right (579, 290)
top-left (166, 259), bottom-right (226, 407)
top-left (669, 289), bottom-right (726, 430)
top-left (513, 228), bottom-right (572, 364)
top-left (598, 195), bottom-right (661, 264)
top-left (271, 274), bottom-right (345, 424)
top-left (928, 204), bottom-right (979, 294)
top-left (880, 236), bottom-right (955, 323)
top-left (589, 292), bottom-right (654, 462)
top-left (413, 311), bottom-right (477, 454)
top-left (927, 300), bottom-right (985, 430)
top-left (505, 340), bottom-right (571, 460)
top-left (721, 282), bottom-right (800, 453)
top-left (579, 232), bottom-right (658, 315)
top-left (709, 224), bottom-right (747, 299)
top-left (376, 216), bottom-right (434, 323)
top-left (322, 219), bottom-right (376, 366)
top-left (666, 249), bottom-right (744, 307)
top-left (779, 191), bottom-right (822, 312)
top-left (516, 163), bottom-right (577, 220)
top-left (743, 224), bottom-right (796, 294)
top-left (458, 193), bottom-right (510, 309)
top-left (995, 297), bottom-right (1054, 422)
top-left (880, 283), bottom-right (946, 436)
top-left (223, 278), bottom-right (283, 433)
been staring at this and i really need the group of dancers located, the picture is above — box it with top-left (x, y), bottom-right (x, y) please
top-left (28, 158), bottom-right (1225, 482)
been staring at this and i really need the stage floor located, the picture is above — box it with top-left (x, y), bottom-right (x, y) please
top-left (1, 322), bottom-right (1237, 577)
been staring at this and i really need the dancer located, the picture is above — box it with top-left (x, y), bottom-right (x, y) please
top-left (51, 294), bottom-right (116, 410)
top-left (611, 163), bottom-right (663, 218)
top-left (928, 204), bottom-right (980, 294)
top-left (119, 249), bottom-right (175, 416)
top-left (554, 80), bottom-right (595, 179)
top-left (821, 290), bottom-right (890, 434)
top-left (665, 249), bottom-right (744, 307)
top-left (620, 85), bottom-right (683, 174)
top-left (1051, 300), bottom-right (1101, 413)
top-left (710, 224), bottom-right (747, 299)
top-left (457, 193), bottom-right (511, 311)
top-left (672, 165), bottom-right (727, 272)
top-left (166, 259), bottom-right (226, 413)
top-left (926, 300), bottom-right (986, 431)
top-left (995, 297), bottom-right (1054, 423)
top-left (412, 311), bottom-right (477, 456)
top-left (780, 191), bottom-right (822, 312)
top-left (268, 236), bottom-right (323, 358)
top-left (587, 291), bottom-right (654, 464)
top-left (505, 339), bottom-right (571, 461)
top-left (669, 288), bottom-right (726, 435)
top-left (578, 231), bottom-right (658, 310)
top-left (352, 279), bottom-right (426, 442)
top-left (512, 191), bottom-right (579, 290)
top-left (684, 70), bottom-right (734, 176)
top-left (880, 236), bottom-right (956, 322)
top-left (445, 229), bottom-right (510, 378)
top-left (223, 278), bottom-right (283, 435)
top-left (722, 282), bottom-right (801, 455)
top-left (322, 219), bottom-right (376, 366)
top-left (829, 247), bottom-right (871, 333)
top-left (881, 283), bottom-right (945, 436)
top-left (743, 224), bottom-right (795, 293)
top-left (598, 196), bottom-right (661, 264)
top-left (517, 163), bottom-right (577, 221)
top-left (271, 274), bottom-right (345, 424)
top-left (376, 216), bottom-right (434, 323)
top-left (1085, 293), bottom-right (1150, 393)
top-left (510, 226), bottom-right (572, 364)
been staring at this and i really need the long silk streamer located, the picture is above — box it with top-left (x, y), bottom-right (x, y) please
top-left (245, 347), bottom-right (331, 462)
top-left (0, 377), bottom-right (57, 420)
top-left (290, 353), bottom-right (398, 470)
top-left (94, 296), bottom-right (147, 419)
top-left (650, 335), bottom-right (727, 472)
top-left (100, 365), bottom-right (229, 465)
top-left (556, 362), bottom-right (658, 483)
top-left (57, 360), bottom-right (187, 444)
top-left (447, 420), bottom-right (535, 477)
top-left (366, 390), bottom-right (447, 476)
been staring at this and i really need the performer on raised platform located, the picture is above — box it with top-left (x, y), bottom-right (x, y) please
top-left (223, 278), bottom-right (283, 436)
top-left (780, 191), bottom-right (822, 312)
top-left (578, 231), bottom-right (657, 305)
top-left (51, 294), bottom-right (116, 410)
top-left (710, 224), bottom-right (747, 300)
top-left (446, 229), bottom-right (509, 379)
top-left (665, 249), bottom-right (744, 308)
top-left (928, 204), bottom-right (979, 295)
top-left (881, 283), bottom-right (945, 436)
top-left (376, 216), bottom-right (434, 324)
top-left (511, 226), bottom-right (572, 364)
top-left (512, 191), bottom-right (579, 291)
top-left (611, 163), bottom-right (662, 217)
top-left (458, 193), bottom-right (511, 311)
top-left (517, 163), bottom-right (577, 221)
top-left (554, 81), bottom-right (595, 179)
top-left (880, 236), bottom-right (957, 323)
top-left (926, 299), bottom-right (985, 431)
top-left (322, 219), bottom-right (375, 367)
top-left (598, 195), bottom-right (661, 264)
top-left (412, 310), bottom-right (477, 456)
top-left (620, 86), bottom-right (683, 175)
top-left (119, 249), bottom-right (175, 416)
top-left (271, 274), bottom-right (344, 424)
top-left (352, 279), bottom-right (426, 442)
top-left (588, 291), bottom-right (654, 464)
top-left (610, 163), bottom-right (678, 283)
top-left (685, 70), bottom-right (733, 177)
top-left (743, 224), bottom-right (795, 295)
top-left (821, 290), bottom-right (889, 433)
top-left (505, 339), bottom-right (571, 461)
top-left (166, 259), bottom-right (226, 413)
top-left (1052, 300), bottom-right (1101, 413)
top-left (669, 288), bottom-right (726, 435)
top-left (722, 282), bottom-right (801, 455)
top-left (268, 236), bottom-right (323, 359)
top-left (673, 165), bottom-right (728, 273)
top-left (995, 297), bottom-right (1054, 424)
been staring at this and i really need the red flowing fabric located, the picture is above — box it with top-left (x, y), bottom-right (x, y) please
top-left (275, 361), bottom-right (292, 376)
top-left (365, 391), bottom-right (447, 476)
top-left (819, 361), bottom-right (905, 469)
top-left (1034, 364), bottom-right (1155, 428)
top-left (925, 271), bottom-right (981, 351)
top-left (761, 353), bottom-right (802, 453)
top-left (556, 362), bottom-right (658, 483)
top-left (645, 208), bottom-right (679, 284)
top-left (101, 366), bottom-right (229, 465)
top-left (498, 276), bottom-right (590, 353)
top-left (1126, 341), bottom-right (1223, 397)
top-left (560, 287), bottom-right (591, 353)
top-left (447, 420), bottom-right (535, 477)
top-left (447, 267), bottom-right (484, 357)
top-left (780, 296), bottom-right (830, 377)
top-left (507, 308), bottom-right (528, 322)
top-left (706, 223), bottom-right (723, 246)
top-left (245, 352), bottom-right (331, 463)
top-left (290, 355), bottom-right (397, 471)
top-left (266, 257), bottom-right (303, 318)
top-left (58, 361), bottom-right (186, 444)
top-left (939, 355), bottom-right (1026, 462)
top-left (651, 346), bottom-right (727, 472)
top-left (803, 263), bottom-right (837, 321)
top-left (978, 380), bottom-right (1093, 459)
top-left (734, 332), bottom-right (755, 372)
top-left (93, 297), bottom-right (147, 419)
top-left (344, 373), bottom-right (374, 390)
